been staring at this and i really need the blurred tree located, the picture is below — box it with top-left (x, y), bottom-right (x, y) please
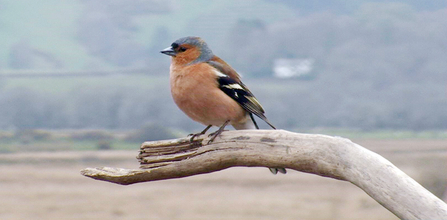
top-left (97, 140), bottom-right (112, 150)
top-left (124, 123), bottom-right (177, 142)
top-left (70, 130), bottom-right (113, 141)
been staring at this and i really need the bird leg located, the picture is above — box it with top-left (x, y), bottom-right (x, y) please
top-left (207, 120), bottom-right (230, 144)
top-left (188, 125), bottom-right (213, 142)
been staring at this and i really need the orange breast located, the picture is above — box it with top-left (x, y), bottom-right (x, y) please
top-left (170, 63), bottom-right (246, 126)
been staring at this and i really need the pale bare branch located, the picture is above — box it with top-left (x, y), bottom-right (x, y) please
top-left (81, 130), bottom-right (447, 220)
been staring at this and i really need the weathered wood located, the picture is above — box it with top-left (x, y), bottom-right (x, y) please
top-left (81, 130), bottom-right (447, 220)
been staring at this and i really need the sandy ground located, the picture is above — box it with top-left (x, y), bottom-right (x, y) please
top-left (0, 139), bottom-right (446, 220)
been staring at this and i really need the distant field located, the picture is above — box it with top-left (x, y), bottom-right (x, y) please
top-left (2, 129), bottom-right (447, 154)
top-left (2, 128), bottom-right (447, 154)
top-left (0, 130), bottom-right (141, 153)
top-left (308, 129), bottom-right (447, 140)
top-left (0, 139), bottom-right (445, 220)
top-left (0, 139), bottom-right (140, 153)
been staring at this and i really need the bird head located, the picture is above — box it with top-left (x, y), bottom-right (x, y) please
top-left (161, 36), bottom-right (214, 65)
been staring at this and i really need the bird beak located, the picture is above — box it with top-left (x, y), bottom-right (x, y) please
top-left (160, 46), bottom-right (177, 57)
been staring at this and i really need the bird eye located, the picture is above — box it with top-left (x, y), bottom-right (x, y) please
top-left (179, 47), bottom-right (187, 52)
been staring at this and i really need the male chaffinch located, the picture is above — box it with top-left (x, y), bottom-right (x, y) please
top-left (161, 36), bottom-right (286, 174)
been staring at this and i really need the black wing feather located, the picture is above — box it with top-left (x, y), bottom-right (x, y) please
top-left (217, 76), bottom-right (276, 129)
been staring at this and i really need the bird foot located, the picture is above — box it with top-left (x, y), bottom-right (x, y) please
top-left (269, 168), bottom-right (287, 174)
top-left (188, 125), bottom-right (213, 143)
top-left (188, 132), bottom-right (203, 142)
top-left (206, 121), bottom-right (230, 144)
top-left (206, 129), bottom-right (228, 144)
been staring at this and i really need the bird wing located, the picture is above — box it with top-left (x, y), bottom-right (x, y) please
top-left (207, 57), bottom-right (241, 82)
top-left (207, 59), bottom-right (276, 129)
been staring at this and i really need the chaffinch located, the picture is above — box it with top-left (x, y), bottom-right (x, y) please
top-left (161, 36), bottom-right (285, 174)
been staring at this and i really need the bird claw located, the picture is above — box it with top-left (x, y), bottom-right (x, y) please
top-left (207, 129), bottom-right (228, 137)
top-left (206, 121), bottom-right (230, 145)
top-left (189, 133), bottom-right (201, 142)
top-left (207, 135), bottom-right (218, 144)
top-left (206, 129), bottom-right (229, 144)
top-left (188, 125), bottom-right (213, 143)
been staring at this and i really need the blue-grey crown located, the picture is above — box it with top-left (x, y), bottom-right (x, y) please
top-left (172, 36), bottom-right (214, 64)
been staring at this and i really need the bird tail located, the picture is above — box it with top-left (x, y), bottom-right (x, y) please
top-left (249, 113), bottom-right (259, 129)
top-left (249, 113), bottom-right (276, 130)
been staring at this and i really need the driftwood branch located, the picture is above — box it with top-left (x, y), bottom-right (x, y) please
top-left (81, 130), bottom-right (447, 220)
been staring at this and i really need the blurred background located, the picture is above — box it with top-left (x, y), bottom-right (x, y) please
top-left (0, 0), bottom-right (446, 219)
